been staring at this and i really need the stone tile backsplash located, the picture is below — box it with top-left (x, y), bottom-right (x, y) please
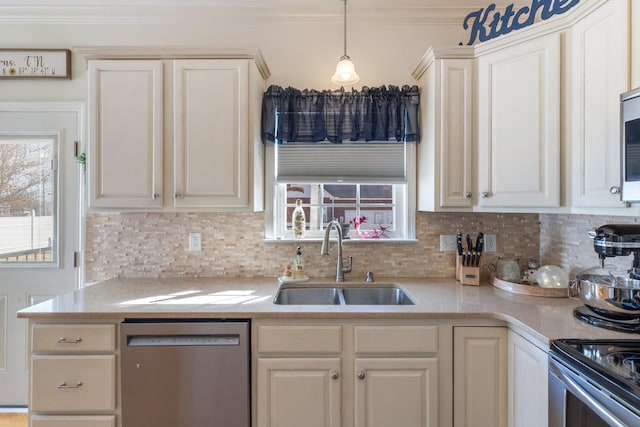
top-left (85, 211), bottom-right (541, 282)
top-left (85, 211), bottom-right (634, 282)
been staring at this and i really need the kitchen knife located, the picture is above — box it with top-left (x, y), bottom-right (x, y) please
top-left (456, 232), bottom-right (464, 257)
top-left (475, 232), bottom-right (484, 266)
top-left (466, 234), bottom-right (473, 267)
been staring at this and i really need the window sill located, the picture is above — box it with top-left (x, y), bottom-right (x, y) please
top-left (263, 237), bottom-right (418, 244)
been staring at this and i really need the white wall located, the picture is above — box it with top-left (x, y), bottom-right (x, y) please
top-left (0, 6), bottom-right (470, 102)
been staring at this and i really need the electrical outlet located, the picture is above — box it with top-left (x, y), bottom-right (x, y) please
top-left (484, 234), bottom-right (497, 252)
top-left (440, 235), bottom-right (458, 252)
top-left (189, 233), bottom-right (202, 252)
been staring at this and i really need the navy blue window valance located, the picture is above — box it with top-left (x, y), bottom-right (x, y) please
top-left (261, 85), bottom-right (420, 144)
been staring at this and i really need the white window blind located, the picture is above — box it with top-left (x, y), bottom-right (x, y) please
top-left (275, 142), bottom-right (406, 183)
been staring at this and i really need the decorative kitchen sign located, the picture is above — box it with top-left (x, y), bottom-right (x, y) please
top-left (463, 0), bottom-right (581, 45)
top-left (0, 49), bottom-right (71, 79)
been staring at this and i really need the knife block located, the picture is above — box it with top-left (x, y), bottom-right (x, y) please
top-left (456, 255), bottom-right (481, 286)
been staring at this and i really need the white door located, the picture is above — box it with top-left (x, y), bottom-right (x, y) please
top-left (0, 103), bottom-right (83, 405)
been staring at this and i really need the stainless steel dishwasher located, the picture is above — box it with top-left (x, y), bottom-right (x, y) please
top-left (120, 320), bottom-right (250, 427)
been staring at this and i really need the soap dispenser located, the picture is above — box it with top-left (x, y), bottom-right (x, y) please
top-left (293, 246), bottom-right (305, 279)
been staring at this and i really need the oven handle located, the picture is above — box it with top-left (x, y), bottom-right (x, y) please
top-left (550, 360), bottom-right (627, 427)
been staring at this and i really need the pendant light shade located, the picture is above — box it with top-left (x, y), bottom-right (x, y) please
top-left (331, 0), bottom-right (359, 85)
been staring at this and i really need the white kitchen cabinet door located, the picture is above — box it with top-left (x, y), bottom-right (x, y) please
top-left (453, 327), bottom-right (507, 427)
top-left (417, 53), bottom-right (474, 211)
top-left (88, 60), bottom-right (164, 209)
top-left (571, 0), bottom-right (630, 209)
top-left (354, 357), bottom-right (439, 427)
top-left (476, 34), bottom-right (561, 208)
top-left (173, 59), bottom-right (250, 209)
top-left (256, 357), bottom-right (341, 427)
top-left (508, 331), bottom-right (548, 427)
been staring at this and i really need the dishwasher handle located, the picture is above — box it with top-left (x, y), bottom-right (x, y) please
top-left (127, 334), bottom-right (240, 347)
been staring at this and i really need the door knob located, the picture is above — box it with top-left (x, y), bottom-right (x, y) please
top-left (357, 372), bottom-right (366, 380)
top-left (610, 186), bottom-right (621, 195)
top-left (331, 371), bottom-right (339, 380)
top-left (480, 192), bottom-right (490, 198)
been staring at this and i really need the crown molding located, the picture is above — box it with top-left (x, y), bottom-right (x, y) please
top-left (0, 5), bottom-right (489, 25)
top-left (73, 46), bottom-right (271, 78)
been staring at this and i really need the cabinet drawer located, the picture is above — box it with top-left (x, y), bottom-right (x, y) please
top-left (31, 355), bottom-right (116, 412)
top-left (32, 415), bottom-right (116, 427)
top-left (32, 324), bottom-right (116, 353)
top-left (257, 325), bottom-right (342, 354)
top-left (354, 325), bottom-right (438, 354)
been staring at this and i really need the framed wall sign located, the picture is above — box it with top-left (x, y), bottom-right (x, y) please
top-left (0, 49), bottom-right (71, 79)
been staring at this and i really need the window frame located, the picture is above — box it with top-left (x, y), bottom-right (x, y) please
top-left (0, 133), bottom-right (59, 267)
top-left (264, 143), bottom-right (417, 242)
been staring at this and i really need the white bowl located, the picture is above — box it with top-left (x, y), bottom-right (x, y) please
top-left (536, 265), bottom-right (569, 288)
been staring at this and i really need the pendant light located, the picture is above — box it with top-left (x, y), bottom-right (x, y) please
top-left (331, 0), bottom-right (360, 85)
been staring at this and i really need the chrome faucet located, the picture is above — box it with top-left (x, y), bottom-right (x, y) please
top-left (321, 220), bottom-right (353, 282)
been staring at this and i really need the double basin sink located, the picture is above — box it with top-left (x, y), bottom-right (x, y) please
top-left (274, 283), bottom-right (415, 305)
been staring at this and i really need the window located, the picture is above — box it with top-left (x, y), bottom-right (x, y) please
top-left (264, 143), bottom-right (416, 241)
top-left (0, 136), bottom-right (57, 264)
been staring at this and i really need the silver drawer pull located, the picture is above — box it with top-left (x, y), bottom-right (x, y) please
top-left (57, 380), bottom-right (83, 389)
top-left (57, 337), bottom-right (82, 344)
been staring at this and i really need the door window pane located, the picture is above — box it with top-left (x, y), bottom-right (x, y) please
top-left (0, 137), bottom-right (57, 264)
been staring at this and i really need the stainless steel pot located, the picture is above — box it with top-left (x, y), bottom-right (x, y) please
top-left (569, 267), bottom-right (640, 318)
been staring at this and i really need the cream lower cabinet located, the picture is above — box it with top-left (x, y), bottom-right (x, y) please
top-left (354, 358), bottom-right (438, 427)
top-left (508, 330), bottom-right (549, 427)
top-left (29, 321), bottom-right (118, 426)
top-left (453, 326), bottom-right (508, 427)
top-left (257, 358), bottom-right (342, 427)
top-left (86, 49), bottom-right (267, 212)
top-left (254, 320), bottom-right (442, 427)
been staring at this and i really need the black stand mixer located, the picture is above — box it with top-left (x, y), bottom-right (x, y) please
top-left (589, 224), bottom-right (640, 279)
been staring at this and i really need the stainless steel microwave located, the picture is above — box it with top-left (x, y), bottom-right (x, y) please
top-left (621, 87), bottom-right (640, 201)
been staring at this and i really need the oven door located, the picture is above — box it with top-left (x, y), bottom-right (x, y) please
top-left (549, 354), bottom-right (639, 427)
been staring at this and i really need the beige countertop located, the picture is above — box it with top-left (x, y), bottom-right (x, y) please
top-left (17, 277), bottom-right (634, 346)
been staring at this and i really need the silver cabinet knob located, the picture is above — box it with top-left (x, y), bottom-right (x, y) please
top-left (357, 372), bottom-right (366, 380)
top-left (331, 372), bottom-right (339, 380)
top-left (152, 193), bottom-right (160, 200)
top-left (480, 192), bottom-right (489, 198)
top-left (610, 186), bottom-right (621, 195)
top-left (464, 192), bottom-right (472, 199)
top-left (174, 192), bottom-right (183, 199)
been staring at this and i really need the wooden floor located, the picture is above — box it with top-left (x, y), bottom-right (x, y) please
top-left (0, 413), bottom-right (27, 427)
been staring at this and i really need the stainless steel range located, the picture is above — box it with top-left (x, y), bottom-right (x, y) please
top-left (549, 340), bottom-right (640, 426)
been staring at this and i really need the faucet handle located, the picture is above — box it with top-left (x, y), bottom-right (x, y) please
top-left (365, 271), bottom-right (374, 282)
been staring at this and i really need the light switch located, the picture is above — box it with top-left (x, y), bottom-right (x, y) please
top-left (189, 233), bottom-right (202, 251)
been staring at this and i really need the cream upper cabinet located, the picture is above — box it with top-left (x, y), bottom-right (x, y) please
top-left (86, 49), bottom-right (268, 212)
top-left (172, 59), bottom-right (251, 209)
top-left (570, 0), bottom-right (630, 210)
top-left (476, 33), bottom-right (561, 209)
top-left (508, 330), bottom-right (548, 427)
top-left (88, 60), bottom-right (164, 209)
top-left (453, 326), bottom-right (508, 427)
top-left (415, 50), bottom-right (474, 211)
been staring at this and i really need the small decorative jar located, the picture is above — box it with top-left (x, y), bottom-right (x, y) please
top-left (292, 199), bottom-right (306, 238)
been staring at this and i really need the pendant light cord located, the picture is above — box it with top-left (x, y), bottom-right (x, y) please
top-left (342, 0), bottom-right (348, 59)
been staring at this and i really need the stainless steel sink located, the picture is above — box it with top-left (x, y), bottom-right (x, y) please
top-left (342, 287), bottom-right (414, 305)
top-left (273, 284), bottom-right (415, 305)
top-left (273, 287), bottom-right (343, 305)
